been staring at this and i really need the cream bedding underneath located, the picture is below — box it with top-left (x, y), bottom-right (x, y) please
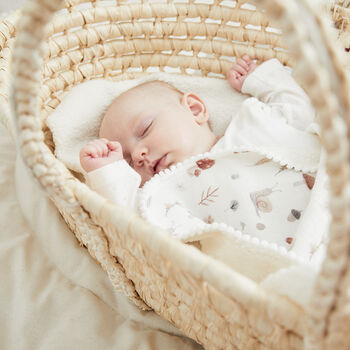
top-left (0, 123), bottom-right (201, 350)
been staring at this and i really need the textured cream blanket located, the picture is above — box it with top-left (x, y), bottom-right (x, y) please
top-left (0, 123), bottom-right (201, 350)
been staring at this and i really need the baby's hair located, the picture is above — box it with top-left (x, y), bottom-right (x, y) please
top-left (101, 80), bottom-right (183, 121)
top-left (135, 79), bottom-right (184, 98)
top-left (124, 80), bottom-right (185, 109)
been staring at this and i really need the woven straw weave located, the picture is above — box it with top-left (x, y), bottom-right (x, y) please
top-left (2, 0), bottom-right (350, 348)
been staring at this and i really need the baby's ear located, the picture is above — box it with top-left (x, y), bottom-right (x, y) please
top-left (182, 92), bottom-right (209, 124)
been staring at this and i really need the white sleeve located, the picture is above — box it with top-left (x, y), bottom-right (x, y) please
top-left (241, 58), bottom-right (317, 132)
top-left (86, 159), bottom-right (141, 210)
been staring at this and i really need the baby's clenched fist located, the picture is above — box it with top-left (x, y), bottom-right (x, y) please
top-left (226, 55), bottom-right (257, 92)
top-left (80, 138), bottom-right (123, 173)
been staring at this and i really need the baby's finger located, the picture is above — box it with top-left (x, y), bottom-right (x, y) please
top-left (95, 138), bottom-right (109, 148)
top-left (227, 70), bottom-right (244, 91)
top-left (91, 141), bottom-right (107, 157)
top-left (226, 69), bottom-right (239, 80)
top-left (81, 144), bottom-right (99, 158)
top-left (107, 141), bottom-right (122, 152)
top-left (100, 142), bottom-right (109, 157)
top-left (232, 63), bottom-right (246, 76)
top-left (242, 55), bottom-right (252, 64)
top-left (247, 62), bottom-right (257, 74)
top-left (236, 58), bottom-right (249, 71)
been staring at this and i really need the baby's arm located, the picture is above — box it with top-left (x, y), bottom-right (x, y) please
top-left (80, 139), bottom-right (141, 209)
top-left (228, 57), bottom-right (316, 132)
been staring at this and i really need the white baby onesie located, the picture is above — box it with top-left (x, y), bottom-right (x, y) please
top-left (87, 58), bottom-right (321, 252)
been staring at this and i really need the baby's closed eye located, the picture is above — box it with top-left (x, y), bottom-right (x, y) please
top-left (137, 118), bottom-right (153, 138)
top-left (142, 120), bottom-right (153, 136)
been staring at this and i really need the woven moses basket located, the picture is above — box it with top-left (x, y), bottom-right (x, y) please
top-left (2, 0), bottom-right (350, 348)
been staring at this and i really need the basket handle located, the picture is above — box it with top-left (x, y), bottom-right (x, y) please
top-left (11, 0), bottom-right (150, 311)
top-left (253, 0), bottom-right (350, 348)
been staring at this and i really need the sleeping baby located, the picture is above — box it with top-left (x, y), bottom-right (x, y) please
top-left (79, 55), bottom-right (323, 258)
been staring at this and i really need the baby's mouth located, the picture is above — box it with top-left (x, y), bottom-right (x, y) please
top-left (153, 154), bottom-right (168, 174)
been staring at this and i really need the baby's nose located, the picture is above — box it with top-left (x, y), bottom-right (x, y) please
top-left (133, 147), bottom-right (148, 166)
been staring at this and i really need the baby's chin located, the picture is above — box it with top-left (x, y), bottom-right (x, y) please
top-left (139, 174), bottom-right (153, 187)
top-left (139, 179), bottom-right (147, 188)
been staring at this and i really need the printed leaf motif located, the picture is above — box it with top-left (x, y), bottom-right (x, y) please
top-left (275, 165), bottom-right (288, 176)
top-left (230, 200), bottom-right (239, 211)
top-left (251, 157), bottom-right (272, 166)
top-left (303, 173), bottom-right (315, 190)
top-left (196, 158), bottom-right (215, 170)
top-left (198, 186), bottom-right (219, 206)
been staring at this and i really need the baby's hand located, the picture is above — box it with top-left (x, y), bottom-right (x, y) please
top-left (226, 55), bottom-right (257, 92)
top-left (80, 138), bottom-right (123, 173)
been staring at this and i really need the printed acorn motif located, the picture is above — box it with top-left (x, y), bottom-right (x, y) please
top-left (287, 209), bottom-right (302, 222)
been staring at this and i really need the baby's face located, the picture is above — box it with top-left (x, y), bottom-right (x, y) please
top-left (100, 82), bottom-right (217, 185)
